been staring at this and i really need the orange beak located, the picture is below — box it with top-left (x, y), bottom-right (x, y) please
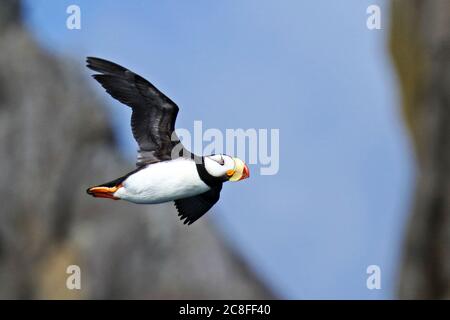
top-left (229, 158), bottom-right (250, 182)
top-left (239, 164), bottom-right (250, 181)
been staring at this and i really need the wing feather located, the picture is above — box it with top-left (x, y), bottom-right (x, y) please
top-left (86, 57), bottom-right (179, 165)
top-left (174, 184), bottom-right (222, 225)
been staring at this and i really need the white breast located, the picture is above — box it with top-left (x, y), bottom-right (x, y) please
top-left (114, 158), bottom-right (210, 204)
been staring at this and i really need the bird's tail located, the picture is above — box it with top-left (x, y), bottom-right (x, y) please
top-left (86, 176), bottom-right (128, 200)
top-left (86, 184), bottom-right (122, 200)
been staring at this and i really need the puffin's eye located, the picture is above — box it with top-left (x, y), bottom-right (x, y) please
top-left (218, 155), bottom-right (225, 166)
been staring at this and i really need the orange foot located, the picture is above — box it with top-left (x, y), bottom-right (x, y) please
top-left (87, 184), bottom-right (122, 200)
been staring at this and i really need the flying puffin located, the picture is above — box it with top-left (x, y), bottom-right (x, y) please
top-left (85, 57), bottom-right (249, 225)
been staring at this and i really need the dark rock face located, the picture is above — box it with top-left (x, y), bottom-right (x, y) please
top-left (0, 1), bottom-right (272, 299)
top-left (390, 0), bottom-right (450, 299)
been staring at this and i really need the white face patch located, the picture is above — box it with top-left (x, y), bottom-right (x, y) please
top-left (204, 154), bottom-right (235, 178)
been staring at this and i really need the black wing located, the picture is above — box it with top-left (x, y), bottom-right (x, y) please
top-left (86, 57), bottom-right (179, 166)
top-left (174, 184), bottom-right (223, 225)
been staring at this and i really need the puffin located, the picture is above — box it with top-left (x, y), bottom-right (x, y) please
top-left (85, 57), bottom-right (249, 225)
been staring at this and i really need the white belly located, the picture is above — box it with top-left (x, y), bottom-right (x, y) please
top-left (114, 158), bottom-right (210, 204)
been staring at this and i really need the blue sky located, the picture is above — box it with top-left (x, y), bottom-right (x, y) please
top-left (23, 0), bottom-right (415, 298)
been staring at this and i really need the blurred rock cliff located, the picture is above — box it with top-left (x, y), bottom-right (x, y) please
top-left (0, 1), bottom-right (273, 299)
top-left (391, 0), bottom-right (450, 299)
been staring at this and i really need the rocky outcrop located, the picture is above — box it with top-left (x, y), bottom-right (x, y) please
top-left (0, 1), bottom-right (272, 299)
top-left (390, 0), bottom-right (450, 299)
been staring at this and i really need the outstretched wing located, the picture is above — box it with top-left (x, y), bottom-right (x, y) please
top-left (86, 57), bottom-right (179, 166)
top-left (174, 184), bottom-right (223, 225)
